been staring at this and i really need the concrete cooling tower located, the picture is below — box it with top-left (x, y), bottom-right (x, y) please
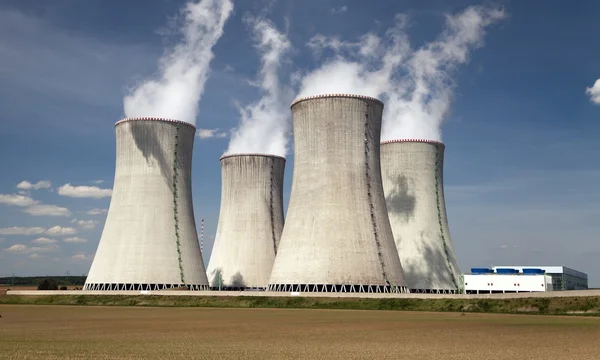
top-left (206, 154), bottom-right (285, 290)
top-left (380, 139), bottom-right (461, 293)
top-left (84, 117), bottom-right (209, 291)
top-left (268, 94), bottom-right (408, 293)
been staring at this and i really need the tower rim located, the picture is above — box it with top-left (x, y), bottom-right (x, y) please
top-left (381, 138), bottom-right (445, 147)
top-left (115, 117), bottom-right (196, 130)
top-left (220, 153), bottom-right (287, 162)
top-left (291, 93), bottom-right (384, 108)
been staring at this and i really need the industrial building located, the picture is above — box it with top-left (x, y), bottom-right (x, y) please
top-left (268, 94), bottom-right (408, 293)
top-left (206, 153), bottom-right (285, 290)
top-left (463, 268), bottom-right (553, 294)
top-left (491, 266), bottom-right (588, 291)
top-left (380, 139), bottom-right (461, 293)
top-left (84, 118), bottom-right (209, 291)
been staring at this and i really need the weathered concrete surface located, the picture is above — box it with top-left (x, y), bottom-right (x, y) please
top-left (85, 118), bottom-right (208, 290)
top-left (206, 154), bottom-right (285, 289)
top-left (268, 94), bottom-right (407, 291)
top-left (381, 140), bottom-right (461, 293)
top-left (7, 289), bottom-right (600, 300)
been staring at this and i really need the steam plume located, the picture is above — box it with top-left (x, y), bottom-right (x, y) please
top-left (586, 79), bottom-right (600, 104)
top-left (298, 5), bottom-right (505, 141)
top-left (123, 0), bottom-right (233, 125)
top-left (225, 17), bottom-right (293, 157)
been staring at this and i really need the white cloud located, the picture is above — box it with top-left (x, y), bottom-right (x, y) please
top-left (0, 226), bottom-right (77, 236)
top-left (23, 204), bottom-right (71, 217)
top-left (63, 237), bottom-right (88, 244)
top-left (0, 194), bottom-right (39, 207)
top-left (28, 253), bottom-right (43, 259)
top-left (72, 219), bottom-right (98, 230)
top-left (4, 243), bottom-right (58, 254)
top-left (197, 128), bottom-right (228, 139)
top-left (16, 180), bottom-right (52, 190)
top-left (45, 226), bottom-right (77, 236)
top-left (5, 244), bottom-right (28, 252)
top-left (586, 79), bottom-right (600, 104)
top-left (32, 237), bottom-right (58, 245)
top-left (71, 252), bottom-right (90, 261)
top-left (58, 184), bottom-right (112, 198)
top-left (0, 227), bottom-right (46, 236)
top-left (86, 208), bottom-right (108, 215)
top-left (331, 6), bottom-right (348, 14)
top-left (92, 180), bottom-right (104, 184)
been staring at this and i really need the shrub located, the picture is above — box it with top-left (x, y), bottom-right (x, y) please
top-left (37, 278), bottom-right (59, 290)
top-left (59, 286), bottom-right (67, 291)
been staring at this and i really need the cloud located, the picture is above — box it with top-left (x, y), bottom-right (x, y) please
top-left (63, 237), bottom-right (88, 244)
top-left (5, 244), bottom-right (28, 252)
top-left (586, 79), bottom-right (600, 104)
top-left (28, 253), bottom-right (43, 259)
top-left (0, 227), bottom-right (46, 236)
top-left (71, 219), bottom-right (98, 230)
top-left (92, 180), bottom-right (104, 184)
top-left (45, 226), bottom-right (77, 236)
top-left (331, 6), bottom-right (348, 14)
top-left (0, 193), bottom-right (71, 217)
top-left (86, 208), bottom-right (108, 216)
top-left (123, 0), bottom-right (234, 124)
top-left (32, 237), bottom-right (58, 245)
top-left (0, 194), bottom-right (39, 207)
top-left (16, 180), bottom-right (52, 190)
top-left (57, 184), bottom-right (112, 198)
top-left (0, 226), bottom-right (77, 236)
top-left (225, 16), bottom-right (293, 157)
top-left (4, 243), bottom-right (59, 254)
top-left (197, 128), bottom-right (228, 139)
top-left (298, 5), bottom-right (505, 141)
top-left (71, 252), bottom-right (90, 261)
top-left (23, 204), bottom-right (71, 217)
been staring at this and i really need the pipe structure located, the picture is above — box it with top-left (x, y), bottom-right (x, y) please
top-left (268, 94), bottom-right (408, 293)
top-left (206, 153), bottom-right (285, 290)
top-left (380, 139), bottom-right (461, 293)
top-left (84, 117), bottom-right (209, 291)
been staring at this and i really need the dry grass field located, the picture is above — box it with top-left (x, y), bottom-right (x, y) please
top-left (0, 305), bottom-right (599, 359)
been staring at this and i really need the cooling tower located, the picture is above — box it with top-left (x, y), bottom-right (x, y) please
top-left (206, 154), bottom-right (285, 290)
top-left (380, 139), bottom-right (461, 293)
top-left (84, 117), bottom-right (209, 291)
top-left (268, 94), bottom-right (408, 293)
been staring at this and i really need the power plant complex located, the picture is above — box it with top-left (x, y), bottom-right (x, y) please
top-left (84, 94), bottom-right (467, 295)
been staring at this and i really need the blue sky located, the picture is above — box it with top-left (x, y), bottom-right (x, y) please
top-left (1, 0), bottom-right (599, 286)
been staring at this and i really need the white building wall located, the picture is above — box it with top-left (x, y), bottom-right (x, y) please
top-left (463, 275), bottom-right (553, 293)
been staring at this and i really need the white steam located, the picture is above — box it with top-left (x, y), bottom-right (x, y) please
top-left (297, 6), bottom-right (506, 141)
top-left (586, 79), bottom-right (600, 104)
top-left (123, 0), bottom-right (233, 124)
top-left (225, 17), bottom-right (293, 157)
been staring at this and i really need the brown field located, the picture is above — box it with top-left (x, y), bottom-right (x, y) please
top-left (0, 305), bottom-right (599, 359)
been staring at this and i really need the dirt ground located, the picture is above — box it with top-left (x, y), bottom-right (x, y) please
top-left (0, 305), bottom-right (599, 360)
